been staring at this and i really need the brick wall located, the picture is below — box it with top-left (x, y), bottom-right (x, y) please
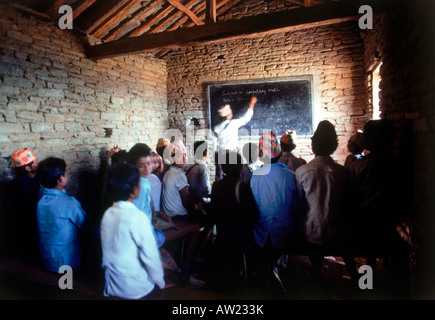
top-left (164, 18), bottom-right (368, 165)
top-left (0, 4), bottom-right (168, 213)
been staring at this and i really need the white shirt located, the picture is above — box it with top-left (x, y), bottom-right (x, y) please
top-left (100, 201), bottom-right (165, 299)
top-left (295, 156), bottom-right (348, 245)
top-left (213, 108), bottom-right (254, 151)
top-left (161, 166), bottom-right (189, 217)
top-left (185, 159), bottom-right (211, 202)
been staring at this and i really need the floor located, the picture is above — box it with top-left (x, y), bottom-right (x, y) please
top-left (0, 247), bottom-right (410, 301)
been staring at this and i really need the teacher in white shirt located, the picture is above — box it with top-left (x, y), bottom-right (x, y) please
top-left (213, 96), bottom-right (257, 180)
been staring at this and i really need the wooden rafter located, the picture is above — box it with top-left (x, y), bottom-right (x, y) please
top-left (147, 0), bottom-right (201, 34)
top-left (155, 0), bottom-right (240, 57)
top-left (74, 0), bottom-right (130, 34)
top-left (45, 0), bottom-right (64, 17)
top-left (283, 0), bottom-right (305, 6)
top-left (87, 0), bottom-right (391, 59)
top-left (90, 0), bottom-right (143, 38)
top-left (167, 0), bottom-right (204, 26)
top-left (73, 0), bottom-right (98, 20)
top-left (127, 2), bottom-right (177, 37)
top-left (102, 0), bottom-right (165, 41)
top-left (206, 0), bottom-right (217, 23)
top-left (182, 0), bottom-right (242, 29)
top-left (166, 0), bottom-right (207, 31)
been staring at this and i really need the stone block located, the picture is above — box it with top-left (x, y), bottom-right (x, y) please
top-left (38, 89), bottom-right (65, 99)
top-left (30, 123), bottom-right (53, 133)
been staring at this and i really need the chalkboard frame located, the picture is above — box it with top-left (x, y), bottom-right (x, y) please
top-left (205, 76), bottom-right (315, 140)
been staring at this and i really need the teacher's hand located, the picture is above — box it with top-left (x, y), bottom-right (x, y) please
top-left (249, 96), bottom-right (257, 108)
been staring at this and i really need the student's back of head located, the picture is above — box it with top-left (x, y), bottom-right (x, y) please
top-left (221, 151), bottom-right (243, 178)
top-left (105, 163), bottom-right (140, 204)
top-left (280, 130), bottom-right (297, 153)
top-left (363, 119), bottom-right (395, 153)
top-left (35, 157), bottom-right (66, 189)
top-left (193, 141), bottom-right (208, 160)
top-left (311, 120), bottom-right (338, 156)
top-left (347, 131), bottom-right (364, 155)
top-left (111, 150), bottom-right (128, 166)
top-left (242, 142), bottom-right (258, 164)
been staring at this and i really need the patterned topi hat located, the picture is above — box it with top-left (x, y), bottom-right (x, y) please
top-left (280, 130), bottom-right (297, 149)
top-left (109, 145), bottom-right (122, 157)
top-left (11, 148), bottom-right (37, 167)
top-left (170, 140), bottom-right (187, 156)
top-left (259, 131), bottom-right (281, 159)
top-left (151, 152), bottom-right (163, 171)
top-left (156, 138), bottom-right (171, 149)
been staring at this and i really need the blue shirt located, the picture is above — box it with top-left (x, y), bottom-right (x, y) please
top-left (36, 188), bottom-right (87, 272)
top-left (250, 163), bottom-right (300, 248)
top-left (133, 177), bottom-right (165, 248)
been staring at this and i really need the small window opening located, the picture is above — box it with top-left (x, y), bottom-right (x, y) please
top-left (371, 62), bottom-right (382, 120)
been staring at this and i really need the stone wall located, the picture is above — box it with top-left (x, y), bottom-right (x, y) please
top-left (164, 19), bottom-right (368, 165)
top-left (0, 4), bottom-right (168, 214)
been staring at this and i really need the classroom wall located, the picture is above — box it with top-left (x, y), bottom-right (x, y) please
top-left (164, 20), bottom-right (368, 165)
top-left (0, 4), bottom-right (168, 214)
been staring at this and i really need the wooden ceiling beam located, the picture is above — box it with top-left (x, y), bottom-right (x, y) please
top-left (45, 0), bottom-right (64, 18)
top-left (147, 0), bottom-right (201, 34)
top-left (283, 0), bottom-right (305, 6)
top-left (167, 0), bottom-right (207, 31)
top-left (102, 0), bottom-right (165, 41)
top-left (155, 0), bottom-right (232, 56)
top-left (126, 2), bottom-right (177, 37)
top-left (74, 0), bottom-right (128, 34)
top-left (182, 0), bottom-right (242, 29)
top-left (167, 0), bottom-right (204, 26)
top-left (73, 0), bottom-right (98, 20)
top-left (90, 0), bottom-right (142, 38)
top-left (87, 0), bottom-right (391, 59)
top-left (206, 0), bottom-right (217, 23)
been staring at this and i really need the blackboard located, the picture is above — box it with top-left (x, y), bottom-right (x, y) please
top-left (206, 77), bottom-right (313, 138)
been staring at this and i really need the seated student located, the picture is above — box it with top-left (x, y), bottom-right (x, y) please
top-left (279, 130), bottom-right (307, 172)
top-left (185, 141), bottom-right (212, 204)
top-left (155, 138), bottom-right (172, 181)
top-left (128, 143), bottom-right (168, 249)
top-left (344, 130), bottom-right (365, 168)
top-left (161, 140), bottom-right (205, 289)
top-left (210, 151), bottom-right (259, 281)
top-left (250, 132), bottom-right (300, 277)
top-left (35, 157), bottom-right (87, 273)
top-left (240, 142), bottom-right (262, 183)
top-left (295, 120), bottom-right (355, 281)
top-left (100, 163), bottom-right (165, 299)
top-left (4, 148), bottom-right (42, 263)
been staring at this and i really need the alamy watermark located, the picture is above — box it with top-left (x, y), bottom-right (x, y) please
top-left (58, 5), bottom-right (73, 30)
top-left (359, 5), bottom-right (373, 30)
top-left (58, 265), bottom-right (73, 290)
top-left (358, 264), bottom-right (373, 290)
